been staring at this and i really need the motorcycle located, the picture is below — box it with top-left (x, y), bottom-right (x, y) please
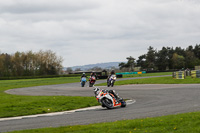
top-left (89, 76), bottom-right (96, 87)
top-left (107, 74), bottom-right (116, 87)
top-left (80, 77), bottom-right (87, 87)
top-left (94, 87), bottom-right (126, 109)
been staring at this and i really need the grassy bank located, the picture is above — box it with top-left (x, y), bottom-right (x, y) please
top-left (8, 111), bottom-right (200, 133)
top-left (0, 77), bottom-right (99, 118)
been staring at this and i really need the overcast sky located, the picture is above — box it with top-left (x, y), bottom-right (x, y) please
top-left (0, 0), bottom-right (200, 67)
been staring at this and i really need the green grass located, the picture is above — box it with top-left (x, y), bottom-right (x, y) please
top-left (8, 111), bottom-right (200, 133)
top-left (0, 76), bottom-right (81, 91)
top-left (97, 76), bottom-right (200, 86)
top-left (0, 95), bottom-right (98, 118)
top-left (0, 77), bottom-right (99, 118)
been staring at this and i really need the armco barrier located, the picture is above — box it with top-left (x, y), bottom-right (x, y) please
top-left (116, 74), bottom-right (123, 78)
top-left (137, 72), bottom-right (142, 74)
top-left (116, 71), bottom-right (146, 75)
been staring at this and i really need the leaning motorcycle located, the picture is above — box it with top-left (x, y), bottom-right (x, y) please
top-left (94, 87), bottom-right (126, 109)
top-left (80, 77), bottom-right (87, 87)
top-left (107, 75), bottom-right (116, 87)
top-left (89, 76), bottom-right (96, 87)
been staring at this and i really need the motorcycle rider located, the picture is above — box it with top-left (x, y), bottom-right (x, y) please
top-left (89, 72), bottom-right (97, 87)
top-left (80, 72), bottom-right (87, 81)
top-left (107, 70), bottom-right (116, 87)
top-left (80, 73), bottom-right (87, 87)
top-left (107, 70), bottom-right (116, 80)
top-left (90, 71), bottom-right (97, 79)
top-left (108, 90), bottom-right (123, 102)
top-left (94, 88), bottom-right (122, 103)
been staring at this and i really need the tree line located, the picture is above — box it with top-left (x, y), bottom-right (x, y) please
top-left (0, 50), bottom-right (63, 77)
top-left (1, 44), bottom-right (199, 77)
top-left (120, 44), bottom-right (200, 71)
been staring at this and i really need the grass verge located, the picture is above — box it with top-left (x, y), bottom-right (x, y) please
top-left (0, 77), bottom-right (99, 118)
top-left (8, 111), bottom-right (200, 133)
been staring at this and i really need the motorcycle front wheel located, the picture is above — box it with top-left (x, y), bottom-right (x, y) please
top-left (101, 98), bottom-right (113, 109)
top-left (81, 81), bottom-right (85, 87)
top-left (89, 82), bottom-right (94, 87)
top-left (121, 101), bottom-right (126, 107)
top-left (107, 81), bottom-right (110, 87)
top-left (111, 81), bottom-right (115, 87)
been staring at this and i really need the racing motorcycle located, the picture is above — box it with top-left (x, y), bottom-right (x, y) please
top-left (80, 77), bottom-right (87, 87)
top-left (89, 76), bottom-right (96, 87)
top-left (107, 74), bottom-right (116, 87)
top-left (94, 87), bottom-right (126, 109)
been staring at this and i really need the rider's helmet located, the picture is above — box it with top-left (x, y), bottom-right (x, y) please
top-left (111, 70), bottom-right (115, 75)
top-left (94, 87), bottom-right (100, 95)
top-left (91, 71), bottom-right (95, 75)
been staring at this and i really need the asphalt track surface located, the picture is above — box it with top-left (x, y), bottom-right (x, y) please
top-left (1, 76), bottom-right (200, 132)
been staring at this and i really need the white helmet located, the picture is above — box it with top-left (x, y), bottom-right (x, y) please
top-left (94, 87), bottom-right (100, 95)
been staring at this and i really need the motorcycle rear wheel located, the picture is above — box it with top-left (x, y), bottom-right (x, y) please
top-left (111, 81), bottom-right (115, 87)
top-left (107, 82), bottom-right (110, 87)
top-left (89, 82), bottom-right (94, 87)
top-left (81, 81), bottom-right (85, 87)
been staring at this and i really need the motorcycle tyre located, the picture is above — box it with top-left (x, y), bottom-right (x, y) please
top-left (107, 81), bottom-right (110, 87)
top-left (89, 82), bottom-right (94, 87)
top-left (111, 81), bottom-right (115, 87)
top-left (121, 101), bottom-right (126, 107)
top-left (101, 104), bottom-right (106, 108)
top-left (101, 98), bottom-right (113, 109)
top-left (81, 81), bottom-right (85, 87)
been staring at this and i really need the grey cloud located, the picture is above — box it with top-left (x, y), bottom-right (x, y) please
top-left (1, 0), bottom-right (200, 67)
